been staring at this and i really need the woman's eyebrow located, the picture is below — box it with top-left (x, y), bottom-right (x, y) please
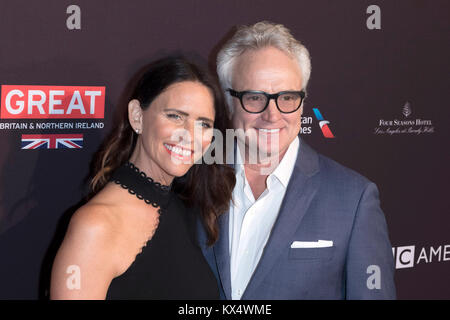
top-left (165, 108), bottom-right (214, 124)
top-left (197, 116), bottom-right (214, 124)
top-left (164, 108), bottom-right (188, 116)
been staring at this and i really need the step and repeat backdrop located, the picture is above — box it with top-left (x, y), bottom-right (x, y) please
top-left (0, 0), bottom-right (448, 299)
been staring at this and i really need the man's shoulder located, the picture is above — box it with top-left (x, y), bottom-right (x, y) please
top-left (298, 139), bottom-right (371, 185)
top-left (292, 143), bottom-right (379, 211)
top-left (314, 151), bottom-right (373, 192)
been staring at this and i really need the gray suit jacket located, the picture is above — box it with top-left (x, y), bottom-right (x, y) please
top-left (197, 137), bottom-right (396, 299)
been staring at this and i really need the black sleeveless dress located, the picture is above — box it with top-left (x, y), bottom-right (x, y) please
top-left (105, 162), bottom-right (219, 300)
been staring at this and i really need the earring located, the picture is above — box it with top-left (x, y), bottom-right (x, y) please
top-left (135, 129), bottom-right (140, 134)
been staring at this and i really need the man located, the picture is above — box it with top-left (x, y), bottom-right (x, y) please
top-left (198, 21), bottom-right (396, 299)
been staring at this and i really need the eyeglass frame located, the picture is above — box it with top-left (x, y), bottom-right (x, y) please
top-left (227, 88), bottom-right (306, 114)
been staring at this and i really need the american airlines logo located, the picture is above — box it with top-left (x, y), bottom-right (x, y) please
top-left (312, 108), bottom-right (335, 138)
top-left (1, 85), bottom-right (105, 119)
top-left (392, 244), bottom-right (450, 269)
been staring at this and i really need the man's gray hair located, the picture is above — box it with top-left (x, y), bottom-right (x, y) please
top-left (217, 21), bottom-right (311, 112)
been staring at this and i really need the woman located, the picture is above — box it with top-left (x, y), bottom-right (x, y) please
top-left (50, 56), bottom-right (235, 299)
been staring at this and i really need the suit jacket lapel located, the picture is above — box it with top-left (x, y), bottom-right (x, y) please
top-left (213, 206), bottom-right (232, 299)
top-left (213, 140), bottom-right (239, 300)
top-left (242, 138), bottom-right (321, 298)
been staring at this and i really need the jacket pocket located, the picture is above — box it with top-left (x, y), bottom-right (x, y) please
top-left (288, 246), bottom-right (335, 261)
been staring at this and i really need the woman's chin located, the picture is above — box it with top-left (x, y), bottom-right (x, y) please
top-left (163, 164), bottom-right (192, 179)
top-left (160, 151), bottom-right (205, 179)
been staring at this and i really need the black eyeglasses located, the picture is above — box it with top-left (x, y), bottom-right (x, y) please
top-left (227, 88), bottom-right (306, 114)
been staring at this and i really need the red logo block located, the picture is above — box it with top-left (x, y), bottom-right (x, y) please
top-left (1, 85), bottom-right (105, 119)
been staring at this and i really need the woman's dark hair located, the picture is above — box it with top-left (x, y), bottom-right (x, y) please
top-left (89, 56), bottom-right (235, 246)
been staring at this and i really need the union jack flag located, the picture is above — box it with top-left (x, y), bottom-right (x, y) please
top-left (21, 134), bottom-right (83, 149)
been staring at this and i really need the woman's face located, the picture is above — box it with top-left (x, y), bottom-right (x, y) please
top-left (129, 81), bottom-right (215, 183)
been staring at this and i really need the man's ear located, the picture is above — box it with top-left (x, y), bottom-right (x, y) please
top-left (128, 99), bottom-right (143, 133)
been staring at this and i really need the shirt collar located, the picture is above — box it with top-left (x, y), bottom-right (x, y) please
top-left (234, 136), bottom-right (300, 189)
top-left (234, 141), bottom-right (245, 178)
top-left (271, 136), bottom-right (300, 188)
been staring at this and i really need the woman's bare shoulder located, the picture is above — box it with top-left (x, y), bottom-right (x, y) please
top-left (50, 193), bottom-right (125, 299)
top-left (70, 182), bottom-right (127, 233)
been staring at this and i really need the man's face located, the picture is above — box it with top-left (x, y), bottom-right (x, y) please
top-left (230, 46), bottom-right (303, 160)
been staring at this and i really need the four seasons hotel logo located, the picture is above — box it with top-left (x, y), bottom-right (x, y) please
top-left (374, 101), bottom-right (435, 136)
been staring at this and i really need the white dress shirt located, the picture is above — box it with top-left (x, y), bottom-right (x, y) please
top-left (229, 136), bottom-right (300, 300)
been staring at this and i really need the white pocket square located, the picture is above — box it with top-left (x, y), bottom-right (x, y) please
top-left (290, 240), bottom-right (334, 248)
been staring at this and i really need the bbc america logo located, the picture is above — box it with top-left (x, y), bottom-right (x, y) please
top-left (392, 244), bottom-right (450, 269)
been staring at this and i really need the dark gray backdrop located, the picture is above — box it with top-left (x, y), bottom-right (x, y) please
top-left (0, 0), bottom-right (448, 299)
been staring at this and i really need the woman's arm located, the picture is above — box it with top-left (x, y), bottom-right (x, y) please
top-left (50, 204), bottom-right (120, 299)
